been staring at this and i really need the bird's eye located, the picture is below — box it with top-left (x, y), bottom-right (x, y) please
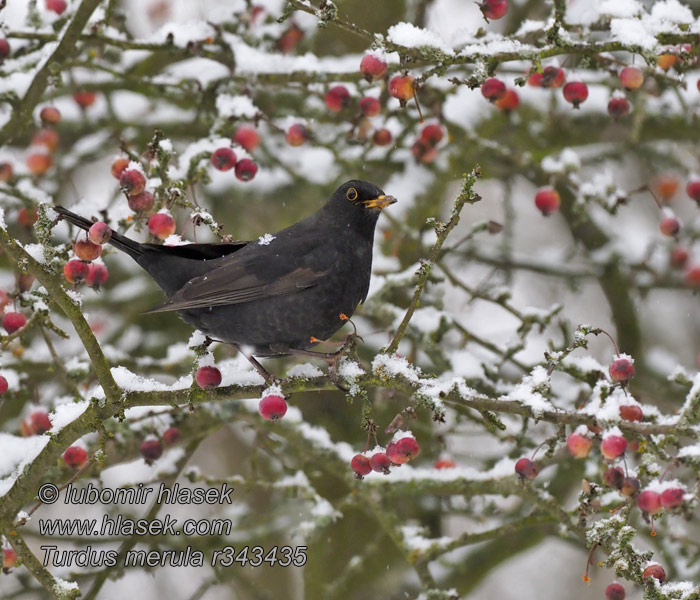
top-left (346, 187), bottom-right (358, 202)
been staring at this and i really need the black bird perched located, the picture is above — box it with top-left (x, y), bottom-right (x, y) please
top-left (54, 180), bottom-right (395, 377)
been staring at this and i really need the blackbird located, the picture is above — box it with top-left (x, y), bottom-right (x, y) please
top-left (55, 180), bottom-right (395, 374)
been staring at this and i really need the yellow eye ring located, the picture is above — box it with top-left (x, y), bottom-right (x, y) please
top-left (346, 187), bottom-right (358, 201)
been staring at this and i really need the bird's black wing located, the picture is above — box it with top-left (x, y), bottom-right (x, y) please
top-left (143, 236), bottom-right (328, 313)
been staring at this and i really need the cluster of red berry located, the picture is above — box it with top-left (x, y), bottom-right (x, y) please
top-left (211, 126), bottom-right (259, 182)
top-left (139, 426), bottom-right (181, 465)
top-left (63, 220), bottom-right (110, 289)
top-left (350, 434), bottom-right (420, 480)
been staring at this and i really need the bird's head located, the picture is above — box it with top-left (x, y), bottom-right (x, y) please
top-left (325, 180), bottom-right (396, 237)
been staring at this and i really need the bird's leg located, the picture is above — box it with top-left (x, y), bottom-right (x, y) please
top-left (287, 333), bottom-right (360, 392)
top-left (233, 345), bottom-right (277, 384)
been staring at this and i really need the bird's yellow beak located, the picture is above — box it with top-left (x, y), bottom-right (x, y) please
top-left (362, 194), bottom-right (397, 209)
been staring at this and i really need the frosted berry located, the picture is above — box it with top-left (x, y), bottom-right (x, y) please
top-left (389, 74), bottom-right (415, 102)
top-left (18, 207), bottom-right (38, 227)
top-left (74, 239), bottom-right (102, 261)
top-left (637, 490), bottom-right (661, 514)
top-left (2, 312), bottom-right (27, 334)
top-left (605, 583), bottom-right (626, 600)
top-left (619, 404), bottom-right (643, 422)
top-left (286, 124), bottom-right (309, 146)
top-left (387, 437), bottom-right (420, 464)
top-left (478, 0), bottom-right (507, 21)
top-left (609, 357), bottom-right (634, 382)
top-left (495, 88), bottom-right (519, 112)
top-left (26, 152), bottom-right (52, 175)
top-left (351, 454), bottom-right (372, 478)
top-left (259, 394), bottom-right (288, 421)
top-left (660, 487), bottom-right (684, 509)
top-left (128, 191), bottom-right (155, 213)
top-left (325, 85), bottom-right (351, 112)
top-left (0, 375), bottom-right (8, 395)
top-left (39, 106), bottom-right (61, 124)
top-left (148, 213), bottom-right (176, 240)
top-left (660, 216), bottom-right (680, 237)
top-left (603, 466), bottom-right (625, 488)
top-left (64, 259), bottom-right (90, 284)
top-left (515, 457), bottom-right (538, 480)
top-left (234, 158), bottom-right (257, 182)
top-left (360, 54), bottom-right (388, 82)
top-left (46, 0), bottom-right (67, 14)
top-left (481, 78), bottom-right (506, 102)
top-left (140, 438), bottom-right (163, 465)
top-left (211, 147), bottom-right (236, 171)
top-left (620, 477), bottom-right (640, 497)
top-left (195, 365), bottom-right (222, 389)
top-left (111, 158), bottom-right (129, 179)
top-left (373, 128), bottom-right (392, 146)
top-left (535, 187), bottom-right (561, 216)
top-left (163, 426), bottom-right (181, 445)
top-left (686, 180), bottom-right (700, 204)
top-left (86, 263), bottom-right (108, 290)
top-left (566, 432), bottom-right (592, 458)
top-left (63, 445), bottom-right (88, 469)
top-left (563, 81), bottom-right (588, 108)
top-left (88, 222), bottom-right (112, 245)
top-left (233, 126), bottom-right (260, 151)
top-left (619, 66), bottom-right (644, 91)
top-left (369, 452), bottom-right (390, 474)
top-left (73, 90), bottom-right (96, 108)
top-left (601, 434), bottom-right (627, 459)
top-left (642, 564), bottom-right (666, 583)
top-left (608, 97), bottom-right (630, 118)
top-left (359, 96), bottom-right (381, 117)
top-left (120, 169), bottom-right (146, 196)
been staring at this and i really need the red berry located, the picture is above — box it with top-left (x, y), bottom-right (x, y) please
top-left (605, 583), bottom-right (626, 600)
top-left (359, 96), bottom-right (381, 117)
top-left (73, 90), bottom-right (96, 108)
top-left (0, 38), bottom-right (10, 61)
top-left (26, 152), bottom-right (52, 175)
top-left (434, 458), bottom-right (456, 469)
top-left (609, 357), bottom-right (635, 382)
top-left (351, 454), bottom-right (372, 478)
top-left (18, 207), bottom-right (38, 227)
top-left (258, 394), bottom-right (288, 421)
top-left (120, 169), bottom-right (146, 196)
top-left (535, 187), bottom-right (561, 216)
top-left (370, 452), bottom-right (392, 473)
top-left (32, 128), bottom-right (59, 152)
top-left (529, 66), bottom-right (565, 88)
top-left (63, 445), bottom-right (88, 469)
top-left (39, 106), bottom-right (61, 124)
top-left (195, 365), bottom-right (222, 389)
top-left (658, 54), bottom-right (678, 70)
top-left (2, 312), bottom-right (27, 334)
top-left (46, 0), bottom-right (67, 14)
top-left (373, 128), bottom-right (392, 146)
top-left (478, 0), bottom-right (507, 20)
top-left (111, 158), bottom-right (130, 179)
top-left (234, 158), bottom-right (257, 182)
top-left (660, 487), bottom-right (684, 509)
top-left (670, 246), bottom-right (689, 269)
top-left (481, 78), bottom-right (506, 102)
top-left (88, 222), bottom-right (112, 245)
top-left (515, 457), bottom-right (539, 480)
top-left (655, 174), bottom-right (679, 202)
top-left (74, 239), bottom-right (102, 261)
top-left (566, 432), bottom-right (592, 458)
top-left (411, 139), bottom-right (438, 164)
top-left (211, 147), bottom-right (237, 171)
top-left (686, 179), bottom-right (700, 204)
top-left (637, 490), bottom-right (662, 514)
top-left (389, 74), bottom-right (415, 102)
top-left (685, 265), bottom-right (700, 287)
top-left (386, 437), bottom-right (420, 464)
top-left (2, 547), bottom-right (17, 569)
top-left (163, 426), bottom-right (181, 445)
top-left (608, 97), bottom-right (630, 118)
top-left (563, 81), bottom-right (588, 108)
top-left (642, 564), bottom-right (666, 583)
top-left (0, 375), bottom-right (8, 395)
top-left (420, 124), bottom-right (444, 146)
top-left (360, 54), bottom-right (388, 82)
top-left (619, 66), bottom-right (644, 91)
top-left (278, 24), bottom-right (304, 54)
top-left (659, 216), bottom-right (680, 237)
top-left (233, 126), bottom-right (260, 151)
top-left (286, 124), bottom-right (309, 147)
top-left (619, 404), bottom-right (643, 422)
top-left (140, 437), bottom-right (163, 465)
top-left (603, 466), bottom-right (625, 488)
top-left (64, 259), bottom-right (90, 284)
top-left (601, 434), bottom-right (627, 460)
top-left (85, 263), bottom-right (108, 290)
top-left (0, 162), bottom-right (13, 182)
top-left (128, 191), bottom-right (155, 212)
top-left (147, 212), bottom-right (176, 240)
top-left (31, 409), bottom-right (52, 434)
top-left (495, 88), bottom-right (519, 112)
top-left (325, 85), bottom-right (351, 112)
top-left (620, 477), bottom-right (640, 497)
